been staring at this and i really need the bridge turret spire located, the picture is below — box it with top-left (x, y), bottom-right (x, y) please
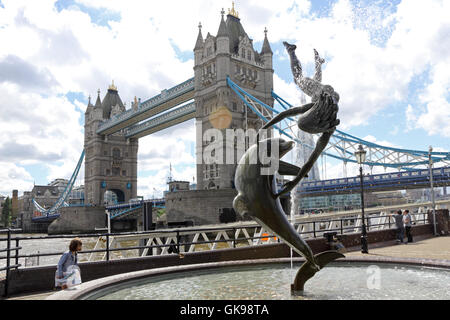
top-left (261, 27), bottom-right (273, 55)
top-left (87, 94), bottom-right (94, 108)
top-left (194, 22), bottom-right (204, 51)
top-left (228, 1), bottom-right (239, 19)
top-left (109, 80), bottom-right (118, 92)
top-left (217, 9), bottom-right (229, 38)
top-left (94, 89), bottom-right (102, 108)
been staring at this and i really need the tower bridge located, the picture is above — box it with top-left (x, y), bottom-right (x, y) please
top-left (31, 6), bottom-right (450, 234)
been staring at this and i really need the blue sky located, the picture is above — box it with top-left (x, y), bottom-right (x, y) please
top-left (0, 0), bottom-right (449, 198)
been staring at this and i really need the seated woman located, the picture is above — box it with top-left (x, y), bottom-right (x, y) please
top-left (55, 238), bottom-right (83, 290)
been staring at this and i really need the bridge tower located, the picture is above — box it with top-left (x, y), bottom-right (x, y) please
top-left (193, 7), bottom-right (274, 190)
top-left (84, 82), bottom-right (139, 206)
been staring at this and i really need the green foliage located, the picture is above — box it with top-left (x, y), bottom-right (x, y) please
top-left (156, 208), bottom-right (166, 218)
top-left (1, 197), bottom-right (12, 227)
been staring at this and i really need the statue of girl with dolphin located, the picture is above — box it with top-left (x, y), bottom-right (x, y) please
top-left (233, 42), bottom-right (344, 293)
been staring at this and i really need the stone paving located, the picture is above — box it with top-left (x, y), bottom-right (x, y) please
top-left (345, 235), bottom-right (450, 261)
top-left (5, 234), bottom-right (449, 300)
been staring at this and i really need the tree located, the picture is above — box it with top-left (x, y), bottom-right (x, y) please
top-left (1, 197), bottom-right (12, 227)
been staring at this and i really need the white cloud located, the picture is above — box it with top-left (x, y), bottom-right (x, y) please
top-left (0, 0), bottom-right (449, 197)
top-left (0, 162), bottom-right (34, 196)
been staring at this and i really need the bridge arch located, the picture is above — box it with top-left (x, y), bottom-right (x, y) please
top-left (104, 189), bottom-right (125, 206)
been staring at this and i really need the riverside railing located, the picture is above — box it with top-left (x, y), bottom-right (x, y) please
top-left (0, 212), bottom-right (429, 296)
top-left (0, 228), bottom-right (22, 297)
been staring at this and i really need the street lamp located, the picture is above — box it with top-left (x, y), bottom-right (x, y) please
top-left (428, 146), bottom-right (437, 236)
top-left (355, 144), bottom-right (369, 254)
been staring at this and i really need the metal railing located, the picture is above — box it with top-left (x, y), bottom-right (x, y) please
top-left (0, 212), bottom-right (429, 297)
top-left (0, 228), bottom-right (23, 298)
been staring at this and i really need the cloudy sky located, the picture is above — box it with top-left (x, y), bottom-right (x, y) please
top-left (0, 0), bottom-right (449, 198)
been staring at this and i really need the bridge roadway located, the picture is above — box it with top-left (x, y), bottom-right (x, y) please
top-left (288, 199), bottom-right (450, 224)
top-left (106, 199), bottom-right (165, 220)
top-left (97, 78), bottom-right (194, 136)
top-left (298, 166), bottom-right (450, 197)
top-left (125, 102), bottom-right (196, 139)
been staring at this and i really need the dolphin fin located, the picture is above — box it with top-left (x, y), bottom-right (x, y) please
top-left (278, 161), bottom-right (308, 177)
top-left (291, 250), bottom-right (345, 293)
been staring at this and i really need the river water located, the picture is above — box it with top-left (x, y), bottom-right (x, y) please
top-left (0, 234), bottom-right (105, 273)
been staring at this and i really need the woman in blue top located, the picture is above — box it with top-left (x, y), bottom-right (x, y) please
top-left (55, 238), bottom-right (82, 290)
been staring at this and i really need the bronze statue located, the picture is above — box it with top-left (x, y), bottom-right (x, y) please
top-left (262, 42), bottom-right (340, 197)
top-left (233, 41), bottom-right (344, 293)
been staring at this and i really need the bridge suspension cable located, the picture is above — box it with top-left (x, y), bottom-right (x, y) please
top-left (33, 150), bottom-right (85, 217)
top-left (227, 77), bottom-right (450, 170)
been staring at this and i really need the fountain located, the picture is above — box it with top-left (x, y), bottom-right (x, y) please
top-left (49, 258), bottom-right (449, 300)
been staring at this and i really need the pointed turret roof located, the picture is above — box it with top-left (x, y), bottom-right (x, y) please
top-left (225, 13), bottom-right (249, 54)
top-left (217, 9), bottom-right (229, 38)
top-left (86, 95), bottom-right (94, 109)
top-left (194, 22), bottom-right (204, 50)
top-left (94, 89), bottom-right (102, 108)
top-left (261, 27), bottom-right (273, 55)
top-left (101, 81), bottom-right (125, 119)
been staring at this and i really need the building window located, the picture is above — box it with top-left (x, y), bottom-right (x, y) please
top-left (207, 47), bottom-right (212, 56)
top-left (113, 148), bottom-right (121, 160)
top-left (247, 51), bottom-right (252, 60)
top-left (122, 170), bottom-right (127, 176)
top-left (241, 48), bottom-right (245, 57)
top-left (106, 169), bottom-right (110, 176)
top-left (233, 102), bottom-right (237, 111)
top-left (104, 151), bottom-right (107, 156)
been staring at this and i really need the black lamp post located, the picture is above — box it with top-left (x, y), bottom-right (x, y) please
top-left (355, 144), bottom-right (369, 254)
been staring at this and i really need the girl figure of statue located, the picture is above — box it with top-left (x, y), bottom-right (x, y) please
top-left (261, 42), bottom-right (340, 197)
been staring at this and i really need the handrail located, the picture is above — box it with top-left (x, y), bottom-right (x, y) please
top-left (0, 228), bottom-right (22, 298)
top-left (0, 211), bottom-right (432, 297)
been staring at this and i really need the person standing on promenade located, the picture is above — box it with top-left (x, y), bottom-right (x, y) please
top-left (403, 210), bottom-right (414, 243)
top-left (55, 238), bottom-right (83, 290)
top-left (390, 210), bottom-right (405, 244)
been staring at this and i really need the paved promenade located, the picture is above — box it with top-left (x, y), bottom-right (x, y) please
top-left (346, 234), bottom-right (450, 261)
top-left (6, 234), bottom-right (449, 300)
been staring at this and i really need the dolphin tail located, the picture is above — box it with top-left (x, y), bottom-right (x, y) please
top-left (291, 250), bottom-right (345, 294)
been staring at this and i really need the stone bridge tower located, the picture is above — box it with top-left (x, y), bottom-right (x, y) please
top-left (84, 82), bottom-right (138, 206)
top-left (194, 6), bottom-right (274, 191)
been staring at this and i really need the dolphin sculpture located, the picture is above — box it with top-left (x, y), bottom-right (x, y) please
top-left (233, 137), bottom-right (344, 293)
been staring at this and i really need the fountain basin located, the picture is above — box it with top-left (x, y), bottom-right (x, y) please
top-left (47, 257), bottom-right (450, 300)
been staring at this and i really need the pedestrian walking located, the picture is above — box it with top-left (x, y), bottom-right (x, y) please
top-left (403, 210), bottom-right (414, 243)
top-left (390, 210), bottom-right (405, 244)
top-left (55, 238), bottom-right (83, 290)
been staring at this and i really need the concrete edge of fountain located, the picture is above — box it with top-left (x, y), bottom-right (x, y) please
top-left (45, 256), bottom-right (450, 300)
